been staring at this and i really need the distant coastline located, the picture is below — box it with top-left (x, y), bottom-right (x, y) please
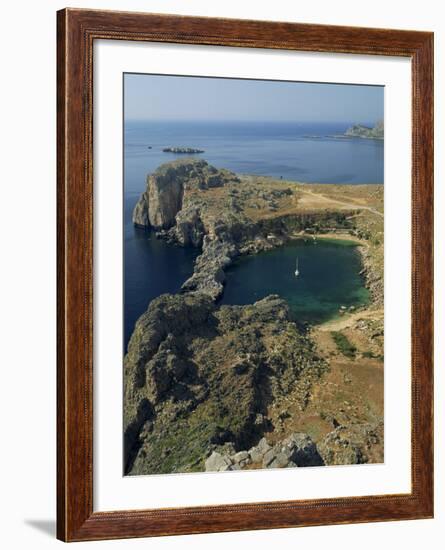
top-left (343, 120), bottom-right (384, 140)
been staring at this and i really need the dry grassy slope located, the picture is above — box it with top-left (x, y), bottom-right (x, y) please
top-left (187, 174), bottom-right (382, 223)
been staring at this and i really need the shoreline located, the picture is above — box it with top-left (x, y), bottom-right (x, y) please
top-left (125, 160), bottom-right (384, 474)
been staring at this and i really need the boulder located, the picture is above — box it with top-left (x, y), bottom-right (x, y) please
top-left (281, 433), bottom-right (324, 467)
top-left (205, 452), bottom-right (233, 472)
top-left (232, 451), bottom-right (250, 467)
top-left (248, 437), bottom-right (272, 463)
top-left (268, 452), bottom-right (290, 469)
top-left (262, 447), bottom-right (278, 467)
top-left (262, 433), bottom-right (324, 468)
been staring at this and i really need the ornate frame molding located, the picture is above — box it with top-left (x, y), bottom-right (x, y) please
top-left (57, 8), bottom-right (433, 541)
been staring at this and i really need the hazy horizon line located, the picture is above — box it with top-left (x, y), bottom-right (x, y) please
top-left (124, 118), bottom-right (382, 125)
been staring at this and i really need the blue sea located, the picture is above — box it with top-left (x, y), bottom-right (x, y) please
top-left (124, 120), bottom-right (383, 351)
top-left (124, 120), bottom-right (383, 194)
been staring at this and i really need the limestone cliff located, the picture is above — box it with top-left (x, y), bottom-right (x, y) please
top-left (132, 158), bottom-right (239, 230)
top-left (132, 191), bottom-right (150, 227)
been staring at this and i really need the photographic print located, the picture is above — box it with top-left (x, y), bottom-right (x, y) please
top-left (123, 74), bottom-right (384, 476)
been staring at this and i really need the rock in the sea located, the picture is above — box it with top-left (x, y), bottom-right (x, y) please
top-left (162, 147), bottom-right (205, 154)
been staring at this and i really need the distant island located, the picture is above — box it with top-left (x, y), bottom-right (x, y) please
top-left (303, 121), bottom-right (384, 141)
top-left (344, 120), bottom-right (384, 140)
top-left (162, 146), bottom-right (205, 154)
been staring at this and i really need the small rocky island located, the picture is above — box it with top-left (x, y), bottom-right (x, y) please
top-left (344, 120), bottom-right (384, 140)
top-left (162, 146), bottom-right (205, 154)
top-left (126, 159), bottom-right (384, 475)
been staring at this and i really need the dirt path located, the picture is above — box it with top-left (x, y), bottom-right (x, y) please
top-left (299, 188), bottom-right (384, 218)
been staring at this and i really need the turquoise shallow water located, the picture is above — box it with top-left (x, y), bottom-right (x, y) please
top-left (220, 238), bottom-right (370, 325)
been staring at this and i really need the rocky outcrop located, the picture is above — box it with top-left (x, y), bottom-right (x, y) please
top-left (163, 147), bottom-right (204, 154)
top-left (124, 294), bottom-right (327, 475)
top-left (132, 191), bottom-right (150, 227)
top-left (345, 120), bottom-right (384, 140)
top-left (317, 422), bottom-right (383, 465)
top-left (358, 244), bottom-right (384, 306)
top-left (181, 237), bottom-right (237, 299)
top-left (124, 292), bottom-right (214, 473)
top-left (133, 159), bottom-right (239, 230)
top-left (262, 433), bottom-right (324, 468)
top-left (203, 422), bottom-right (384, 472)
top-left (172, 205), bottom-right (205, 247)
top-left (204, 433), bottom-right (324, 472)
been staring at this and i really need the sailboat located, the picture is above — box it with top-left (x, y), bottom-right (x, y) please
top-left (295, 257), bottom-right (300, 277)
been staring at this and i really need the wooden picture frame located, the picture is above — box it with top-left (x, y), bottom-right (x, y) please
top-left (57, 8), bottom-right (434, 542)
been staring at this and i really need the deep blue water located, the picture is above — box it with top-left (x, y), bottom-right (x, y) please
top-left (124, 120), bottom-right (383, 351)
top-left (124, 195), bottom-right (199, 349)
top-left (124, 120), bottom-right (384, 193)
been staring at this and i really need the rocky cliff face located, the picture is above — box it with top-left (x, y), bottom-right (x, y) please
top-left (132, 191), bottom-right (150, 227)
top-left (132, 159), bottom-right (239, 229)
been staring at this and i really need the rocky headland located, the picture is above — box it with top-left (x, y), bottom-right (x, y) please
top-left (344, 120), bottom-right (384, 140)
top-left (126, 158), bottom-right (384, 475)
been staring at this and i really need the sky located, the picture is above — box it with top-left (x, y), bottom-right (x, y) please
top-left (124, 73), bottom-right (383, 124)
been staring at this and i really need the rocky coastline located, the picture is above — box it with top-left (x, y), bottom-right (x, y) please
top-left (126, 159), bottom-right (384, 475)
top-left (132, 159), bottom-right (360, 300)
top-left (344, 120), bottom-right (384, 140)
